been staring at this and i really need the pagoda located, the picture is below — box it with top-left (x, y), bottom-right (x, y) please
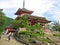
top-left (15, 0), bottom-right (51, 27)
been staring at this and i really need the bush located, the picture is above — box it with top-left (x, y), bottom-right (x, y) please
top-left (52, 22), bottom-right (60, 32)
top-left (0, 10), bottom-right (7, 35)
top-left (40, 38), bottom-right (52, 43)
top-left (53, 34), bottom-right (60, 38)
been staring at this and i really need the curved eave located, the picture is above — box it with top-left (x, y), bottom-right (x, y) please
top-left (15, 8), bottom-right (33, 15)
top-left (37, 20), bottom-right (51, 23)
top-left (15, 11), bottom-right (33, 15)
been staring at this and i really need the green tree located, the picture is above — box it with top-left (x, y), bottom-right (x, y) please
top-left (0, 9), bottom-right (7, 34)
top-left (11, 20), bottom-right (21, 29)
top-left (13, 15), bottom-right (52, 44)
top-left (12, 15), bottom-right (29, 30)
top-left (31, 23), bottom-right (42, 30)
top-left (45, 24), bottom-right (52, 31)
top-left (52, 21), bottom-right (60, 32)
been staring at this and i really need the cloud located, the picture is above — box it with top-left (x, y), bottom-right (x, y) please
top-left (25, 0), bottom-right (54, 17)
top-left (52, 10), bottom-right (60, 22)
top-left (3, 8), bottom-right (17, 19)
top-left (0, 0), bottom-right (56, 19)
top-left (0, 0), bottom-right (23, 9)
top-left (51, 0), bottom-right (60, 22)
top-left (43, 0), bottom-right (60, 22)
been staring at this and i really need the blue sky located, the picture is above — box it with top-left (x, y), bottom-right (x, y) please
top-left (0, 0), bottom-right (60, 22)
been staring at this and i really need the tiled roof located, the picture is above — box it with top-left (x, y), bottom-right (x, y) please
top-left (15, 8), bottom-right (33, 15)
top-left (18, 8), bottom-right (33, 12)
top-left (25, 14), bottom-right (51, 23)
top-left (25, 14), bottom-right (46, 20)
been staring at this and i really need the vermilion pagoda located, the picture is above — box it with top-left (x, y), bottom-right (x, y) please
top-left (5, 0), bottom-right (51, 32)
top-left (15, 0), bottom-right (51, 27)
top-left (15, 8), bottom-right (51, 27)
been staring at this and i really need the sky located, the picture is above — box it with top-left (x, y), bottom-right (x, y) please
top-left (0, 0), bottom-right (60, 22)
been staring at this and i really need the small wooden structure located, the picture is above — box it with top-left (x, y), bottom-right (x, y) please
top-left (5, 27), bottom-right (16, 33)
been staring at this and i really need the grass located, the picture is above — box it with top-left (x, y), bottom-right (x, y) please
top-left (53, 34), bottom-right (60, 38)
top-left (39, 38), bottom-right (53, 43)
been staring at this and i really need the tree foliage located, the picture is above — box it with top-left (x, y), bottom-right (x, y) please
top-left (13, 15), bottom-right (53, 43)
top-left (52, 22), bottom-right (60, 32)
top-left (6, 17), bottom-right (13, 26)
top-left (11, 15), bottom-right (29, 29)
top-left (12, 15), bottom-right (42, 30)
top-left (0, 10), bottom-right (7, 34)
top-left (12, 15), bottom-right (44, 37)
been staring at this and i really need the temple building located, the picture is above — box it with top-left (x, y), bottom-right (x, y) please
top-left (15, 0), bottom-right (51, 30)
top-left (15, 8), bottom-right (51, 26)
top-left (5, 0), bottom-right (51, 32)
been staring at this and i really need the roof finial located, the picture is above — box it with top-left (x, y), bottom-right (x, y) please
top-left (23, 0), bottom-right (25, 8)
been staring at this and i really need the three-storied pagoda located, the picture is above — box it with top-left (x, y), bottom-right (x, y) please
top-left (15, 0), bottom-right (51, 28)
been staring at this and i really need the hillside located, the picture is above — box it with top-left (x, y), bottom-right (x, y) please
top-left (6, 17), bottom-right (13, 26)
top-left (0, 33), bottom-right (24, 45)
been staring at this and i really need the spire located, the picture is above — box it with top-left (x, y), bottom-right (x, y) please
top-left (23, 0), bottom-right (25, 8)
